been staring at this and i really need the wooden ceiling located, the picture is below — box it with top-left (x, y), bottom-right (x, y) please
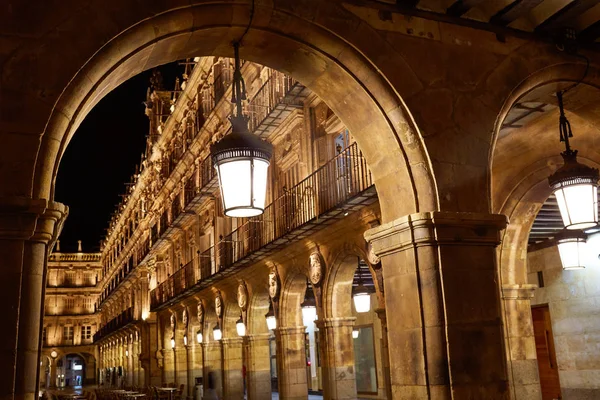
top-left (368, 0), bottom-right (600, 45)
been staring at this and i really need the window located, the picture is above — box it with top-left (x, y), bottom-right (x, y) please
top-left (63, 326), bottom-right (74, 343)
top-left (353, 325), bottom-right (378, 394)
top-left (64, 297), bottom-right (75, 313)
top-left (82, 325), bottom-right (92, 341)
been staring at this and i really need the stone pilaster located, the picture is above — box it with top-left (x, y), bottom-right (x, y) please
top-left (163, 349), bottom-right (175, 385)
top-left (221, 337), bottom-right (244, 399)
top-left (365, 211), bottom-right (509, 399)
top-left (275, 326), bottom-right (308, 400)
top-left (185, 343), bottom-right (195, 399)
top-left (244, 334), bottom-right (272, 400)
top-left (0, 198), bottom-right (67, 400)
top-left (316, 318), bottom-right (357, 400)
top-left (502, 284), bottom-right (541, 400)
top-left (202, 341), bottom-right (223, 398)
top-left (375, 308), bottom-right (392, 400)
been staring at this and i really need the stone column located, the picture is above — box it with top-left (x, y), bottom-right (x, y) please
top-left (186, 343), bottom-right (195, 400)
top-left (244, 334), bottom-right (271, 400)
top-left (317, 318), bottom-right (357, 400)
top-left (202, 341), bottom-right (223, 398)
top-left (163, 349), bottom-right (175, 385)
top-left (221, 337), bottom-right (244, 399)
top-left (275, 326), bottom-right (308, 400)
top-left (502, 284), bottom-right (540, 399)
top-left (175, 345), bottom-right (188, 386)
top-left (365, 212), bottom-right (509, 399)
top-left (133, 339), bottom-right (140, 387)
top-left (375, 308), bottom-right (393, 400)
top-left (49, 358), bottom-right (58, 389)
top-left (0, 199), bottom-right (66, 400)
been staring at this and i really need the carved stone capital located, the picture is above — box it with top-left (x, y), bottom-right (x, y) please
top-left (364, 211), bottom-right (508, 258)
top-left (0, 197), bottom-right (68, 243)
top-left (501, 284), bottom-right (537, 300)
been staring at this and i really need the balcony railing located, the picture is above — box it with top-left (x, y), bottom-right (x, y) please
top-left (151, 142), bottom-right (374, 309)
top-left (93, 307), bottom-right (134, 342)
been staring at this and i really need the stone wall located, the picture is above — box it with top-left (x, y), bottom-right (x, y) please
top-left (528, 234), bottom-right (600, 399)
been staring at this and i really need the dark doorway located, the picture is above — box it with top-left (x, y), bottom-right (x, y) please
top-left (532, 305), bottom-right (561, 400)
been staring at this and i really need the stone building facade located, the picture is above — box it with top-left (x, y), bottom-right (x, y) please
top-left (6, 1), bottom-right (600, 400)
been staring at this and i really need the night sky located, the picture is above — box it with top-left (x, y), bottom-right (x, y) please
top-left (55, 62), bottom-right (181, 253)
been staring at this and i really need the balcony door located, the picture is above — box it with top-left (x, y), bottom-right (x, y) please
top-left (532, 305), bottom-right (561, 400)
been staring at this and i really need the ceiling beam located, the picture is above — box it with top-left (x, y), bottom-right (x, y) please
top-left (536, 0), bottom-right (599, 32)
top-left (490, 0), bottom-right (545, 26)
top-left (446, 0), bottom-right (487, 17)
top-left (579, 20), bottom-right (600, 43)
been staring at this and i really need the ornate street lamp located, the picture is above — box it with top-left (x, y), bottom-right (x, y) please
top-left (556, 229), bottom-right (587, 270)
top-left (353, 260), bottom-right (371, 313)
top-left (213, 324), bottom-right (222, 341)
top-left (236, 315), bottom-right (246, 337)
top-left (265, 301), bottom-right (277, 331)
top-left (301, 283), bottom-right (317, 324)
top-left (196, 329), bottom-right (203, 344)
top-left (548, 91), bottom-right (599, 230)
top-left (212, 42), bottom-right (273, 217)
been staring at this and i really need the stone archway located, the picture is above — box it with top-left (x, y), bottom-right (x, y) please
top-left (491, 64), bottom-right (600, 399)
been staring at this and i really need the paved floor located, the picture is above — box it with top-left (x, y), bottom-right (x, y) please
top-left (271, 394), bottom-right (322, 400)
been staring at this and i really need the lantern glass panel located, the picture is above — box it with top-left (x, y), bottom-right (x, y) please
top-left (353, 293), bottom-right (371, 313)
top-left (558, 237), bottom-right (586, 270)
top-left (266, 315), bottom-right (277, 331)
top-left (555, 184), bottom-right (598, 230)
top-left (217, 159), bottom-right (251, 212)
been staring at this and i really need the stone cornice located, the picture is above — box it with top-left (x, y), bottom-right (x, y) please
top-left (0, 197), bottom-right (67, 243)
top-left (365, 211), bottom-right (508, 258)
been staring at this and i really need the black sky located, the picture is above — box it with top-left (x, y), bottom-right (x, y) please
top-left (55, 62), bottom-right (181, 253)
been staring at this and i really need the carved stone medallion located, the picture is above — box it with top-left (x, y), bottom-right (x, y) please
top-left (367, 242), bottom-right (380, 266)
top-left (268, 267), bottom-right (279, 299)
top-left (215, 293), bottom-right (223, 318)
top-left (237, 282), bottom-right (248, 310)
top-left (182, 308), bottom-right (188, 327)
top-left (197, 302), bottom-right (204, 325)
top-left (309, 251), bottom-right (325, 286)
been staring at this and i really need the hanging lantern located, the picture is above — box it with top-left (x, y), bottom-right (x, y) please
top-left (213, 324), bottom-right (222, 341)
top-left (353, 285), bottom-right (371, 313)
top-left (236, 316), bottom-right (246, 337)
top-left (170, 337), bottom-right (175, 349)
top-left (549, 91), bottom-right (599, 230)
top-left (125, 349), bottom-right (129, 357)
top-left (352, 329), bottom-right (359, 339)
top-left (556, 229), bottom-right (587, 270)
top-left (183, 334), bottom-right (188, 346)
top-left (265, 302), bottom-right (277, 331)
top-left (212, 42), bottom-right (273, 218)
top-left (196, 329), bottom-right (203, 344)
top-left (301, 284), bottom-right (317, 325)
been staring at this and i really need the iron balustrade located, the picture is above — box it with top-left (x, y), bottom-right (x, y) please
top-left (93, 307), bottom-right (134, 342)
top-left (247, 70), bottom-right (298, 133)
top-left (150, 142), bottom-right (372, 309)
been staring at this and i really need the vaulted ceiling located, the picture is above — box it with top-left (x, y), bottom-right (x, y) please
top-left (370, 0), bottom-right (600, 45)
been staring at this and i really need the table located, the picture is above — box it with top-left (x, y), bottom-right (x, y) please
top-left (157, 388), bottom-right (177, 400)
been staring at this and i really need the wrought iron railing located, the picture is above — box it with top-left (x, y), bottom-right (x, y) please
top-left (93, 307), bottom-right (134, 342)
top-left (247, 70), bottom-right (298, 132)
top-left (150, 142), bottom-right (372, 309)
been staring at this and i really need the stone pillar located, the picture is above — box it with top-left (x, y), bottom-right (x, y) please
top-left (0, 199), bottom-right (66, 400)
top-left (365, 212), bottom-right (509, 399)
top-left (141, 320), bottom-right (161, 386)
top-left (186, 343), bottom-right (195, 400)
top-left (133, 338), bottom-right (140, 387)
top-left (202, 341), bottom-right (223, 398)
top-left (49, 358), bottom-right (58, 389)
top-left (502, 284), bottom-right (540, 399)
top-left (244, 334), bottom-right (271, 400)
top-left (375, 308), bottom-right (393, 400)
top-left (275, 326), bottom-right (307, 400)
top-left (175, 345), bottom-right (188, 386)
top-left (221, 338), bottom-right (244, 399)
top-left (163, 349), bottom-right (175, 385)
top-left (317, 318), bottom-right (357, 400)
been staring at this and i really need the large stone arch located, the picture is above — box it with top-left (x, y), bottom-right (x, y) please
top-left (491, 63), bottom-right (600, 399)
top-left (1, 0), bottom-right (439, 222)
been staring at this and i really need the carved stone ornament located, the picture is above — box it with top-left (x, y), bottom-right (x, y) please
top-left (182, 308), bottom-right (188, 327)
top-left (268, 267), bottom-right (280, 300)
top-left (170, 312), bottom-right (176, 331)
top-left (197, 302), bottom-right (204, 325)
top-left (367, 242), bottom-right (380, 265)
top-left (215, 293), bottom-right (223, 318)
top-left (309, 251), bottom-right (325, 286)
top-left (237, 281), bottom-right (248, 310)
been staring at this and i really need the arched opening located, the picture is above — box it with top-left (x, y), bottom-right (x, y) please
top-left (492, 65), bottom-right (600, 399)
top-left (60, 353), bottom-right (87, 388)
